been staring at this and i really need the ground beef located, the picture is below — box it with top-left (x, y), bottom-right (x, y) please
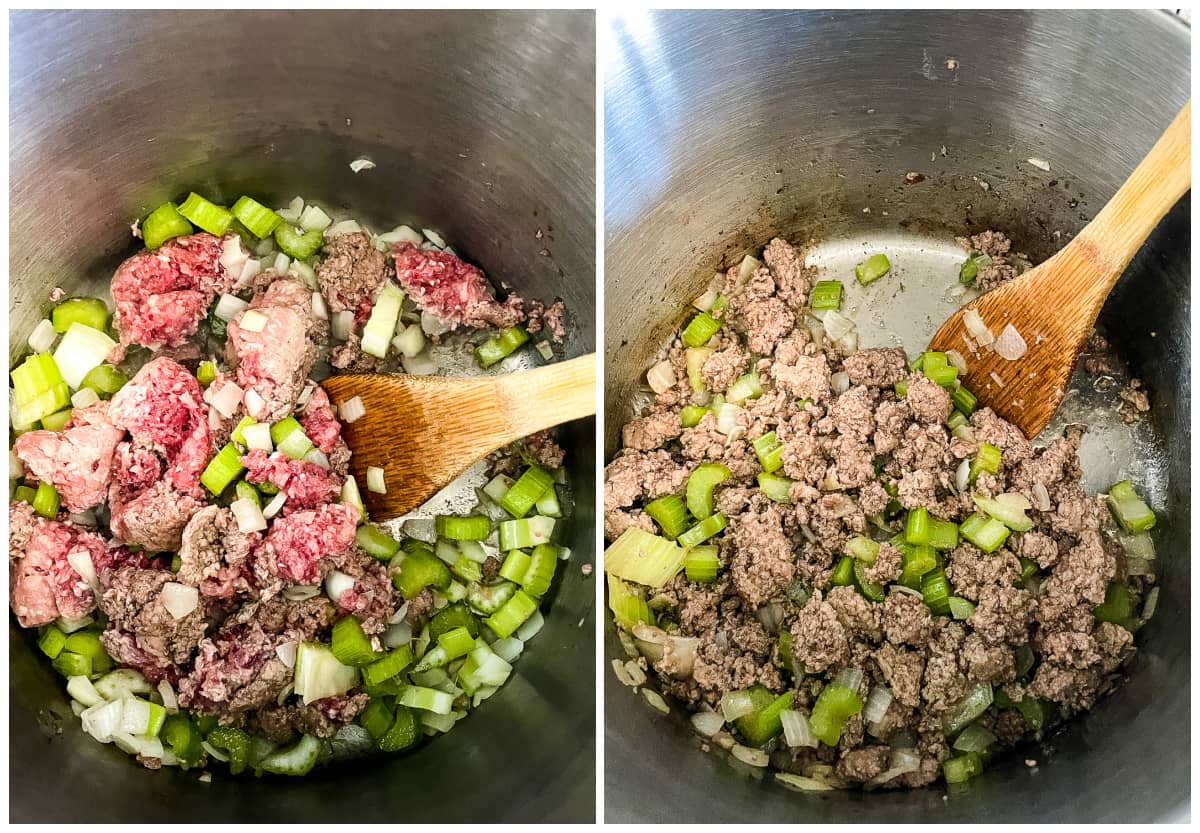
top-left (904, 374), bottom-right (952, 425)
top-left (524, 298), bottom-right (567, 342)
top-left (255, 503), bottom-right (360, 586)
top-left (240, 450), bottom-right (342, 513)
top-left (9, 511), bottom-right (112, 626)
top-left (875, 643), bottom-right (924, 707)
top-left (621, 410), bottom-right (682, 451)
top-left (835, 745), bottom-right (890, 783)
top-left (328, 548), bottom-right (397, 634)
top-left (298, 387), bottom-right (342, 455)
top-left (111, 232), bottom-right (234, 353)
top-left (328, 330), bottom-right (383, 372)
top-left (177, 506), bottom-right (260, 599)
top-left (701, 346), bottom-right (747, 393)
top-left (404, 588), bottom-right (435, 628)
top-left (14, 401), bottom-right (123, 512)
top-left (99, 566), bottom-right (208, 665)
top-left (253, 691), bottom-right (369, 744)
top-left (725, 505), bottom-right (795, 605)
top-left (226, 276), bottom-right (322, 422)
top-left (109, 479), bottom-right (205, 553)
top-left (772, 354), bottom-right (831, 401)
top-left (524, 429), bottom-right (566, 470)
top-left (177, 622), bottom-right (295, 715)
top-left (315, 231), bottom-right (388, 322)
top-left (761, 237), bottom-right (814, 308)
top-left (863, 543), bottom-right (902, 585)
top-left (789, 593), bottom-right (851, 674)
top-left (842, 348), bottom-right (907, 388)
top-left (392, 241), bottom-right (524, 330)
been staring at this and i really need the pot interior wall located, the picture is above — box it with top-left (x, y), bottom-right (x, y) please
top-left (604, 9), bottom-right (1189, 823)
top-left (10, 9), bottom-right (595, 822)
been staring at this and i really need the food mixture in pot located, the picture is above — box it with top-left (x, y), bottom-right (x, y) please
top-left (10, 192), bottom-right (573, 776)
top-left (604, 231), bottom-right (1159, 790)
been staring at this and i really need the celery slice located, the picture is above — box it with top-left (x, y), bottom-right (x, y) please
top-left (361, 283), bottom-right (405, 359)
top-left (607, 574), bottom-right (654, 629)
top-left (604, 527), bottom-right (688, 588)
top-left (142, 202), bottom-right (193, 250)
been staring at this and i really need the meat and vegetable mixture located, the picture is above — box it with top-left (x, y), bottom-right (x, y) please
top-left (604, 232), bottom-right (1159, 791)
top-left (10, 191), bottom-right (573, 776)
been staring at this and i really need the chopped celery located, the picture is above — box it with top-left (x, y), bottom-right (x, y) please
top-left (973, 492), bottom-right (1034, 531)
top-left (942, 682), bottom-right (994, 736)
top-left (970, 442), bottom-right (1002, 481)
top-left (534, 485), bottom-right (563, 518)
top-left (270, 417), bottom-right (314, 460)
top-left (811, 280), bottom-right (843, 311)
top-left (361, 283), bottom-right (405, 359)
top-left (235, 480), bottom-right (262, 509)
top-left (897, 541), bottom-right (937, 589)
top-left (757, 472), bottom-right (794, 503)
top-left (177, 192), bottom-right (233, 236)
top-left (356, 524), bottom-right (401, 560)
top-left (466, 580), bottom-right (517, 616)
top-left (948, 596), bottom-right (976, 620)
top-left (521, 544), bottom-right (558, 597)
top-left (959, 512), bottom-right (1010, 553)
top-left (1093, 581), bottom-right (1135, 626)
top-left (686, 463), bottom-right (730, 520)
top-left (231, 196), bottom-right (283, 238)
top-left (258, 734), bottom-right (322, 776)
top-left (52, 298), bottom-right (108, 333)
top-left (809, 684), bottom-right (863, 746)
top-left (830, 556), bottom-right (856, 586)
top-left (436, 626), bottom-right (476, 660)
top-left (207, 726), bottom-right (251, 775)
top-left (921, 567), bottom-right (952, 615)
top-left (904, 507), bottom-right (931, 545)
top-left (78, 364), bottom-right (128, 399)
top-left (680, 405), bottom-right (709, 428)
top-left (501, 464), bottom-right (554, 518)
top-left (951, 385), bottom-right (977, 416)
top-left (32, 481), bottom-right (60, 519)
top-left (52, 650), bottom-right (91, 678)
top-left (37, 625), bottom-right (67, 659)
top-left (483, 589), bottom-right (539, 638)
top-left (428, 603), bottom-right (480, 641)
top-left (681, 312), bottom-right (722, 348)
top-left (377, 704), bottom-right (419, 752)
top-left (435, 514), bottom-right (492, 541)
top-left (726, 371), bottom-right (763, 404)
top-left (853, 560), bottom-right (886, 602)
top-left (854, 253), bottom-right (891, 285)
top-left (359, 699), bottom-right (394, 741)
top-left (608, 574), bottom-right (654, 629)
top-left (274, 224), bottom-right (324, 260)
top-left (142, 202), bottom-right (193, 249)
top-left (845, 536), bottom-right (880, 564)
top-left (161, 714), bottom-right (204, 767)
top-left (11, 352), bottom-right (70, 424)
top-left (361, 645), bottom-right (415, 687)
top-left (751, 431), bottom-right (785, 474)
top-left (452, 555), bottom-right (483, 583)
top-left (943, 752), bottom-right (984, 784)
top-left (684, 545), bottom-right (720, 583)
top-left (644, 494), bottom-right (690, 539)
top-left (1107, 480), bottom-right (1156, 533)
top-left (928, 518), bottom-right (959, 550)
top-left (331, 616), bottom-right (378, 667)
top-left (499, 550), bottom-right (532, 584)
top-left (196, 360), bottom-right (217, 386)
top-left (399, 685), bottom-right (455, 715)
top-left (475, 326), bottom-right (531, 369)
top-left (677, 512), bottom-right (727, 548)
top-left (200, 443), bottom-right (245, 495)
top-left (498, 515), bottom-right (555, 550)
top-left (685, 347), bottom-right (714, 392)
top-left (733, 686), bottom-right (793, 746)
top-left (392, 549), bottom-right (452, 598)
top-left (39, 408), bottom-right (72, 431)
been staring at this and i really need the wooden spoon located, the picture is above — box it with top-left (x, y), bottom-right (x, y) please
top-left (928, 100), bottom-right (1190, 439)
top-left (321, 353), bottom-right (595, 520)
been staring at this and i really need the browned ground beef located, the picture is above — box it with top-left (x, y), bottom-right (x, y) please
top-left (605, 233), bottom-right (1148, 790)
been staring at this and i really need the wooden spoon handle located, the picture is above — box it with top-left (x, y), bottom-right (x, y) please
top-left (1075, 99), bottom-right (1190, 284)
top-left (492, 352), bottom-right (597, 439)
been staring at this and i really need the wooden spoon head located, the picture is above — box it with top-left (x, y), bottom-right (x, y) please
top-left (928, 252), bottom-right (1097, 439)
top-left (320, 372), bottom-right (503, 520)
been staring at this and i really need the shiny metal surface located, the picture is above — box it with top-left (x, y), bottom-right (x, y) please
top-left (604, 9), bottom-right (1188, 823)
top-left (10, 9), bottom-right (595, 822)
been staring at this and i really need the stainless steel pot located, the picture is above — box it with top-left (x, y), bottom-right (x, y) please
top-left (605, 10), bottom-right (1188, 823)
top-left (10, 10), bottom-right (595, 822)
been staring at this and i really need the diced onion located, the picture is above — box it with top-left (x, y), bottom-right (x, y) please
top-left (831, 371), bottom-right (851, 395)
top-left (57, 614), bottom-right (94, 633)
top-left (866, 747), bottom-right (921, 787)
top-left (692, 287), bottom-right (719, 312)
top-left (537, 341), bottom-right (554, 361)
top-left (834, 667), bottom-right (864, 692)
top-left (290, 258), bottom-right (317, 290)
top-left (781, 709), bottom-right (818, 748)
top-left (28, 319), bottom-right (56, 352)
top-left (219, 235), bottom-right (248, 275)
top-left (642, 689), bottom-right (670, 715)
top-left (275, 641), bottom-right (298, 669)
top-left (325, 570), bottom-right (354, 602)
top-left (325, 220), bottom-right (363, 237)
top-left (10, 449), bottom-right (24, 480)
top-left (209, 381), bottom-right (243, 418)
top-left (720, 689), bottom-right (757, 721)
top-left (238, 257), bottom-right (262, 287)
top-left (420, 310), bottom-right (452, 337)
top-left (1143, 586), bottom-right (1159, 621)
top-left (242, 422), bottom-right (273, 452)
top-left (402, 517), bottom-right (436, 543)
top-left (81, 699), bottom-right (125, 743)
top-left (54, 323), bottom-right (116, 389)
top-left (383, 622), bottom-right (413, 649)
top-left (67, 549), bottom-right (99, 594)
top-left (1125, 557), bottom-right (1154, 576)
top-left (491, 637), bottom-right (523, 663)
top-left (71, 387), bottom-right (100, 409)
top-left (272, 251), bottom-right (291, 275)
top-left (298, 205), bottom-right (333, 232)
top-left (392, 323), bottom-right (426, 358)
top-left (331, 310), bottom-right (354, 342)
top-left (161, 582), bottom-right (199, 619)
top-left (1027, 157), bottom-right (1051, 172)
top-left (157, 679), bottom-right (178, 712)
top-left (401, 351), bottom-right (439, 375)
top-left (243, 388), bottom-right (266, 419)
top-left (955, 459), bottom-right (971, 492)
top-left (731, 744), bottom-right (769, 767)
top-left (213, 294), bottom-right (248, 324)
top-left (863, 684), bottom-right (893, 724)
top-left (647, 360), bottom-right (676, 395)
top-left (366, 466), bottom-right (386, 494)
top-left (715, 403), bottom-right (745, 436)
top-left (377, 225), bottom-right (424, 246)
top-left (516, 609), bottom-right (545, 642)
top-left (283, 584), bottom-right (321, 602)
top-left (263, 490), bottom-right (287, 520)
top-left (690, 709), bottom-right (726, 737)
top-left (963, 308), bottom-right (994, 346)
top-left (238, 309), bottom-right (268, 333)
top-left (421, 228), bottom-right (446, 248)
top-left (776, 772), bottom-right (835, 792)
top-left (338, 396), bottom-right (366, 424)
top-left (230, 497), bottom-right (267, 533)
top-left (1032, 482), bottom-right (1052, 512)
top-left (994, 323), bottom-right (1028, 360)
top-left (201, 741), bottom-right (230, 763)
top-left (946, 349), bottom-right (968, 373)
top-left (821, 310), bottom-right (855, 341)
top-left (349, 158), bottom-right (376, 173)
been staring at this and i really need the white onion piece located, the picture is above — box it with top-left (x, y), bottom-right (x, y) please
top-left (863, 684), bottom-right (893, 724)
top-left (491, 637), bottom-right (524, 663)
top-left (383, 621), bottom-right (414, 649)
top-left (893, 585), bottom-right (923, 598)
top-left (67, 549), bottom-right (99, 593)
top-left (401, 517), bottom-right (436, 543)
top-left (837, 331), bottom-right (858, 354)
top-left (516, 610), bottom-right (545, 642)
top-left (311, 292), bottom-right (329, 320)
top-left (401, 351), bottom-right (439, 375)
top-left (275, 641), bottom-right (298, 669)
top-left (81, 699), bottom-right (125, 743)
top-left (1032, 482), bottom-right (1052, 512)
top-left (822, 310), bottom-right (855, 341)
top-left (731, 744), bottom-right (769, 767)
top-left (157, 679), bottom-right (178, 712)
top-left (338, 396), bottom-right (366, 424)
top-left (756, 602), bottom-right (784, 634)
top-left (57, 614), bottom-right (94, 633)
top-left (781, 709), bottom-right (818, 748)
top-left (866, 747), bottom-right (921, 787)
top-left (325, 570), bottom-right (354, 602)
top-left (331, 310), bottom-right (354, 342)
top-left (209, 381), bottom-right (243, 418)
top-left (10, 449), bottom-right (24, 480)
top-left (304, 448), bottom-right (330, 470)
top-left (776, 773), bottom-right (835, 792)
top-left (392, 323), bottom-right (426, 358)
top-left (377, 225), bottom-right (424, 246)
top-left (262, 490), bottom-right (287, 520)
top-left (230, 498), bottom-right (266, 533)
top-left (422, 228), bottom-right (446, 248)
top-left (161, 582), bottom-right (199, 619)
top-left (737, 254), bottom-right (760, 283)
top-left (990, 371), bottom-right (1006, 388)
top-left (220, 235), bottom-right (248, 273)
top-left (53, 323), bottom-right (116, 389)
top-left (1027, 157), bottom-right (1051, 172)
top-left (963, 308), bottom-right (994, 346)
top-left (201, 741), bottom-right (230, 763)
top-left (296, 380), bottom-right (315, 408)
top-left (643, 689), bottom-right (670, 715)
top-left (366, 466), bottom-right (386, 494)
top-left (290, 258), bottom-right (318, 290)
top-left (283, 584), bottom-right (321, 602)
top-left (349, 158), bottom-right (376, 173)
top-left (720, 689), bottom-right (758, 721)
top-left (213, 291), bottom-right (248, 321)
top-left (1143, 587), bottom-right (1160, 621)
top-left (71, 387), bottom-right (100, 409)
top-left (692, 287), bottom-right (719, 311)
top-left (238, 257), bottom-right (262, 287)
top-left (690, 709), bottom-right (726, 738)
top-left (419, 311), bottom-right (452, 337)
top-left (28, 319), bottom-right (57, 352)
top-left (298, 205), bottom-right (333, 231)
top-left (646, 360), bottom-right (676, 394)
top-left (207, 407), bottom-right (222, 431)
top-left (834, 667), bottom-right (864, 692)
top-left (278, 197), bottom-right (304, 223)
top-left (831, 371), bottom-right (851, 395)
top-left (242, 422), bottom-right (273, 452)
top-left (272, 251), bottom-right (291, 275)
top-left (388, 602), bottom-right (411, 625)
top-left (243, 388), bottom-right (267, 419)
top-left (325, 219), bottom-right (363, 236)
top-left (946, 349), bottom-right (968, 373)
top-left (994, 324), bottom-right (1028, 360)
top-left (715, 403), bottom-right (745, 436)
top-left (955, 458), bottom-right (971, 492)
top-left (238, 309), bottom-right (268, 333)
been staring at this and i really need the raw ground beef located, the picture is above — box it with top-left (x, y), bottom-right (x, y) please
top-left (14, 401), bottom-right (123, 512)
top-left (298, 387), bottom-right (343, 454)
top-left (606, 232), bottom-right (1150, 790)
top-left (315, 231), bottom-right (389, 322)
top-left (392, 241), bottom-right (525, 330)
top-left (9, 507), bottom-right (110, 626)
top-left (254, 502), bottom-right (360, 585)
top-left (176, 505), bottom-right (260, 599)
top-left (240, 450), bottom-right (343, 513)
top-left (110, 232), bottom-right (234, 355)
